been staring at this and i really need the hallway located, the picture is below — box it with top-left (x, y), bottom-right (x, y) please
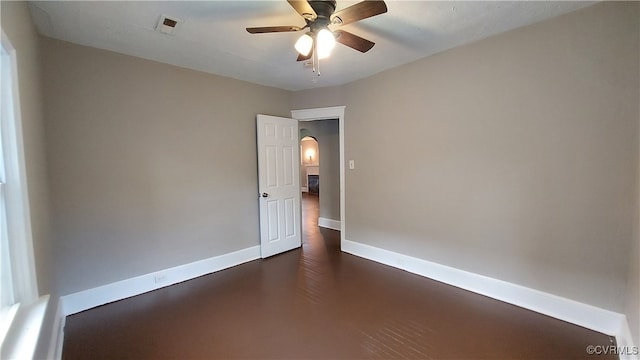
top-left (62, 194), bottom-right (615, 359)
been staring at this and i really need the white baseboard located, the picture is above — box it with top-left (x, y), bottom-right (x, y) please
top-left (616, 318), bottom-right (637, 360)
top-left (301, 186), bottom-right (308, 192)
top-left (46, 241), bottom-right (636, 358)
top-left (341, 239), bottom-right (633, 347)
top-left (60, 245), bottom-right (260, 316)
top-left (46, 246), bottom-right (260, 359)
top-left (318, 217), bottom-right (341, 231)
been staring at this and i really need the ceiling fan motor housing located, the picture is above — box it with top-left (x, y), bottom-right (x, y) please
top-left (308, 0), bottom-right (337, 26)
top-left (308, 1), bottom-right (336, 15)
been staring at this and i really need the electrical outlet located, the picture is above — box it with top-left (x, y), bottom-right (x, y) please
top-left (154, 274), bottom-right (168, 284)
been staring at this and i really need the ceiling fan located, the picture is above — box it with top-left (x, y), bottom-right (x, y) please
top-left (246, 0), bottom-right (387, 75)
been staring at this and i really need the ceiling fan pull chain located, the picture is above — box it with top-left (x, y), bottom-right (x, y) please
top-left (312, 40), bottom-right (318, 75)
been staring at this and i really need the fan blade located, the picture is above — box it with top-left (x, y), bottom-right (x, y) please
top-left (334, 30), bottom-right (375, 53)
top-left (331, 1), bottom-right (387, 26)
top-left (287, 0), bottom-right (317, 21)
top-left (246, 26), bottom-right (302, 34)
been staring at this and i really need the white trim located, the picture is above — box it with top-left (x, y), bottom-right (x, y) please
top-left (301, 186), bottom-right (308, 192)
top-left (46, 300), bottom-right (65, 360)
top-left (292, 106), bottom-right (345, 122)
top-left (342, 239), bottom-right (632, 344)
top-left (1, 29), bottom-right (45, 360)
top-left (291, 106), bottom-right (345, 245)
top-left (0, 303), bottom-right (19, 347)
top-left (318, 217), bottom-right (341, 231)
top-left (61, 246), bottom-right (260, 316)
top-left (1, 29), bottom-right (39, 305)
top-left (0, 295), bottom-right (49, 360)
top-left (616, 318), bottom-right (637, 360)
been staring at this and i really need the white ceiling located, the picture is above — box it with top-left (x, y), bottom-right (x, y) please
top-left (28, 1), bottom-right (595, 91)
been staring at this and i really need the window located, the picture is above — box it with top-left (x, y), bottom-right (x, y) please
top-left (0, 75), bottom-right (16, 338)
top-left (0, 32), bottom-right (40, 350)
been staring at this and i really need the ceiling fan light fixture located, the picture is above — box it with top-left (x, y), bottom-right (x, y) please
top-left (316, 28), bottom-right (336, 59)
top-left (247, 0), bottom-right (388, 74)
top-left (295, 33), bottom-right (313, 56)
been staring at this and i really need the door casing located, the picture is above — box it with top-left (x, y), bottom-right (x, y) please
top-left (291, 106), bottom-right (345, 247)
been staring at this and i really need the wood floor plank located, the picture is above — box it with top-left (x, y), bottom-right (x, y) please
top-left (62, 193), bottom-right (616, 359)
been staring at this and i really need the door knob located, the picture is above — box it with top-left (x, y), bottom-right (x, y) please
top-left (261, 193), bottom-right (269, 198)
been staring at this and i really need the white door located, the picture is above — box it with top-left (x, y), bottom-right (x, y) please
top-left (256, 114), bottom-right (301, 258)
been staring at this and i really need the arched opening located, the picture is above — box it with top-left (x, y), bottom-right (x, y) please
top-left (300, 136), bottom-right (319, 194)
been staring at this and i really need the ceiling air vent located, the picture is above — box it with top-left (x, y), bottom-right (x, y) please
top-left (155, 15), bottom-right (181, 35)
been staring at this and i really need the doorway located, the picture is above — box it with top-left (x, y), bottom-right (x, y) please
top-left (299, 120), bottom-right (339, 254)
top-left (298, 119), bottom-right (339, 232)
top-left (292, 106), bottom-right (345, 247)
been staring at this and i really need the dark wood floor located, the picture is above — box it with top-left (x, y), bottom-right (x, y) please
top-left (63, 193), bottom-right (615, 359)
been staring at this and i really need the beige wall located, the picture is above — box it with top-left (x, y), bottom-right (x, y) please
top-left (293, 2), bottom-right (639, 312)
top-left (1, 1), bottom-right (53, 298)
top-left (292, 87), bottom-right (345, 111)
top-left (41, 38), bottom-right (291, 295)
top-left (626, 40), bottom-right (640, 346)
